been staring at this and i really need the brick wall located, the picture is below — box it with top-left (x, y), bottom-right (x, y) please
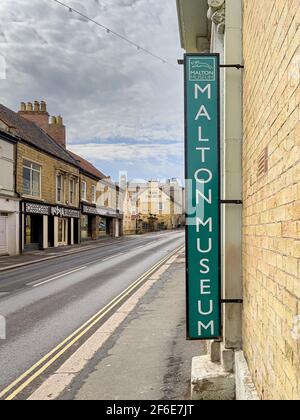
top-left (17, 142), bottom-right (80, 207)
top-left (243, 0), bottom-right (300, 400)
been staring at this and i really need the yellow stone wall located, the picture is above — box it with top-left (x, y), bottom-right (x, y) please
top-left (243, 0), bottom-right (300, 400)
top-left (16, 142), bottom-right (80, 207)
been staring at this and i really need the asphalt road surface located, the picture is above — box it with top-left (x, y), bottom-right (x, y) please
top-left (0, 230), bottom-right (185, 397)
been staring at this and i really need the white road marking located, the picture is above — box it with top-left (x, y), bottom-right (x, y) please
top-left (27, 267), bottom-right (87, 288)
top-left (101, 253), bottom-right (125, 262)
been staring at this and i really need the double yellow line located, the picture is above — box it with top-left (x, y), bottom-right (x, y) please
top-left (0, 245), bottom-right (184, 401)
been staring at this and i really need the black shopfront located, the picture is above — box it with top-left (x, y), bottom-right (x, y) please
top-left (22, 201), bottom-right (80, 251)
top-left (81, 204), bottom-right (122, 240)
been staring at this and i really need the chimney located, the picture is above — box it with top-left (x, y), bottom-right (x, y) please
top-left (40, 101), bottom-right (47, 112)
top-left (47, 115), bottom-right (66, 148)
top-left (18, 100), bottom-right (66, 148)
top-left (19, 100), bottom-right (49, 131)
top-left (34, 101), bottom-right (40, 112)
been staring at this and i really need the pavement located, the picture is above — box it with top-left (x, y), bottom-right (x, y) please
top-left (55, 253), bottom-right (205, 400)
top-left (0, 230), bottom-right (187, 399)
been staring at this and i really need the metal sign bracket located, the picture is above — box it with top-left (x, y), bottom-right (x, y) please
top-left (220, 200), bottom-right (243, 205)
top-left (221, 299), bottom-right (243, 304)
top-left (177, 60), bottom-right (244, 70)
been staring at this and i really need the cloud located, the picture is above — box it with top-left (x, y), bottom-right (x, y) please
top-left (0, 0), bottom-right (184, 180)
top-left (69, 139), bottom-right (184, 181)
top-left (70, 141), bottom-right (183, 163)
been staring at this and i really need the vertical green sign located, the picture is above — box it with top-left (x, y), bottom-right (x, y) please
top-left (184, 54), bottom-right (221, 340)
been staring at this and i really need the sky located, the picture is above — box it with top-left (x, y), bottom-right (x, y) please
top-left (0, 0), bottom-right (184, 182)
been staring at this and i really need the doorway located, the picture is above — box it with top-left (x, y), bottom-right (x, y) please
top-left (57, 218), bottom-right (68, 246)
top-left (24, 214), bottom-right (43, 250)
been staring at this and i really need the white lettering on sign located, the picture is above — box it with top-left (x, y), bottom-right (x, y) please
top-left (195, 105), bottom-right (211, 121)
top-left (196, 189), bottom-right (212, 205)
top-left (193, 81), bottom-right (215, 337)
top-left (194, 168), bottom-right (213, 184)
top-left (197, 238), bottom-right (212, 254)
top-left (200, 279), bottom-right (211, 295)
top-left (198, 127), bottom-right (209, 142)
top-left (198, 300), bottom-right (214, 316)
top-left (198, 321), bottom-right (215, 336)
top-left (196, 218), bottom-right (213, 233)
top-left (196, 147), bottom-right (210, 162)
top-left (199, 259), bottom-right (210, 274)
top-left (195, 84), bottom-right (211, 100)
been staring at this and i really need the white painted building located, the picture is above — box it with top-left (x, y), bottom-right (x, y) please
top-left (0, 130), bottom-right (20, 256)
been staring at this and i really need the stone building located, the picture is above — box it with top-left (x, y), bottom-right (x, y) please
top-left (69, 153), bottom-right (122, 240)
top-left (122, 188), bottom-right (137, 235)
top-left (0, 100), bottom-right (124, 249)
top-left (96, 177), bottom-right (123, 238)
top-left (177, 0), bottom-right (299, 400)
top-left (126, 179), bottom-right (185, 233)
top-left (0, 103), bottom-right (81, 251)
top-left (0, 129), bottom-right (20, 255)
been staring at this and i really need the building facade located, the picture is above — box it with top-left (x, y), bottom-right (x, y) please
top-left (177, 0), bottom-right (300, 400)
top-left (242, 0), bottom-right (300, 400)
top-left (0, 102), bottom-right (81, 251)
top-left (69, 153), bottom-right (122, 240)
top-left (18, 142), bottom-right (81, 250)
top-left (0, 101), bottom-right (124, 251)
top-left (96, 178), bottom-right (123, 238)
top-left (125, 179), bottom-right (185, 234)
top-left (0, 130), bottom-right (20, 256)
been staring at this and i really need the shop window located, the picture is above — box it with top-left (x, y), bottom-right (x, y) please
top-left (23, 160), bottom-right (41, 198)
top-left (98, 217), bottom-right (107, 237)
top-left (56, 174), bottom-right (64, 203)
top-left (81, 181), bottom-right (87, 201)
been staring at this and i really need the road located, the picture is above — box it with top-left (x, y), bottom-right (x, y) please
top-left (0, 230), bottom-right (185, 399)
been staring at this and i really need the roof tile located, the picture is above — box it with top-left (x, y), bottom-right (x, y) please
top-left (0, 103), bottom-right (78, 166)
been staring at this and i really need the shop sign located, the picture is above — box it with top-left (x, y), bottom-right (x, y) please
top-left (51, 206), bottom-right (80, 219)
top-left (184, 54), bottom-right (221, 340)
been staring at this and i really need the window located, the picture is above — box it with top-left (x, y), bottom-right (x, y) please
top-left (92, 185), bottom-right (97, 203)
top-left (70, 179), bottom-right (76, 205)
top-left (56, 174), bottom-right (64, 203)
top-left (81, 181), bottom-right (87, 201)
top-left (159, 203), bottom-right (164, 212)
top-left (23, 160), bottom-right (41, 198)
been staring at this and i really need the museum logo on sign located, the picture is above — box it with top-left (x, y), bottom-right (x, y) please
top-left (189, 58), bottom-right (216, 82)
